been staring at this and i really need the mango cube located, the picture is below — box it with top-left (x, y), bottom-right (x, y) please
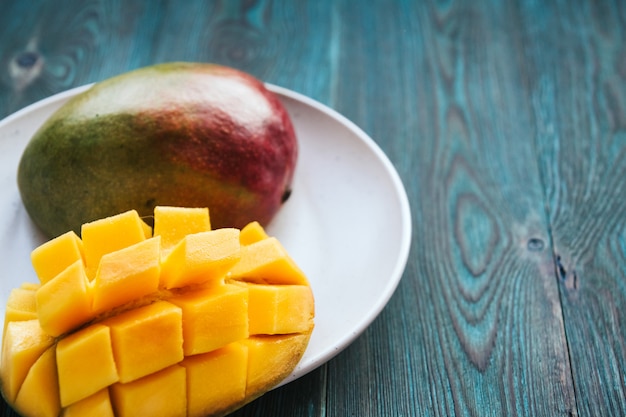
top-left (169, 283), bottom-right (249, 355)
top-left (154, 206), bottom-right (211, 253)
top-left (104, 301), bottom-right (183, 383)
top-left (36, 260), bottom-right (93, 337)
top-left (56, 324), bottom-right (119, 406)
top-left (239, 221), bottom-right (269, 245)
top-left (244, 283), bottom-right (315, 335)
top-left (228, 237), bottom-right (309, 285)
top-left (245, 334), bottom-right (311, 396)
top-left (0, 320), bottom-right (54, 402)
top-left (30, 231), bottom-right (84, 284)
top-left (13, 346), bottom-right (60, 417)
top-left (181, 343), bottom-right (248, 417)
top-left (4, 288), bottom-right (37, 333)
top-left (160, 229), bottom-right (241, 289)
top-left (92, 237), bottom-right (161, 314)
top-left (62, 389), bottom-right (114, 417)
top-left (110, 365), bottom-right (187, 417)
top-left (81, 209), bottom-right (148, 277)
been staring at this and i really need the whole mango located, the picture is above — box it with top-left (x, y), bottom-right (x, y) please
top-left (17, 62), bottom-right (297, 238)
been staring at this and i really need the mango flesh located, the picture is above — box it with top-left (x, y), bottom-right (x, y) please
top-left (14, 345), bottom-right (60, 417)
top-left (17, 62), bottom-right (298, 239)
top-left (1, 207), bottom-right (314, 417)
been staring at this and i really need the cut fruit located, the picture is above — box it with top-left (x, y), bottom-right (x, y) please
top-left (153, 206), bottom-right (211, 254)
top-left (109, 365), bottom-right (187, 417)
top-left (92, 237), bottom-right (161, 315)
top-left (169, 283), bottom-right (249, 356)
top-left (81, 210), bottom-right (149, 278)
top-left (242, 282), bottom-right (315, 335)
top-left (62, 389), bottom-right (115, 417)
top-left (244, 334), bottom-right (312, 397)
top-left (13, 345), bottom-right (60, 417)
top-left (160, 229), bottom-right (241, 289)
top-left (30, 231), bottom-right (84, 285)
top-left (1, 320), bottom-right (54, 403)
top-left (36, 260), bottom-right (93, 337)
top-left (3, 288), bottom-right (38, 334)
top-left (56, 324), bottom-right (119, 406)
top-left (103, 301), bottom-right (184, 384)
top-left (228, 237), bottom-right (309, 285)
top-left (239, 221), bottom-right (269, 245)
top-left (1, 206), bottom-right (314, 416)
top-left (181, 342), bottom-right (248, 417)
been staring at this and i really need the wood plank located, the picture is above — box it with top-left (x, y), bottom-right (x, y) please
top-left (230, 367), bottom-right (328, 416)
top-left (323, 0), bottom-right (577, 415)
top-left (0, 0), bottom-right (337, 116)
top-left (0, 0), bottom-right (147, 118)
top-left (521, 0), bottom-right (626, 414)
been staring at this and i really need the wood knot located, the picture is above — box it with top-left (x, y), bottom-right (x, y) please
top-left (555, 255), bottom-right (578, 290)
top-left (15, 51), bottom-right (40, 68)
top-left (9, 50), bottom-right (44, 91)
top-left (526, 237), bottom-right (544, 252)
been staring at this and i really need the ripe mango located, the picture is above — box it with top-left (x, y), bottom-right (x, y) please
top-left (17, 62), bottom-right (298, 238)
top-left (1, 207), bottom-right (314, 417)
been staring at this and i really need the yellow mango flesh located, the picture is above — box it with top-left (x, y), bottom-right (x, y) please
top-left (81, 209), bottom-right (150, 278)
top-left (36, 260), bottom-right (93, 337)
top-left (1, 206), bottom-right (314, 416)
top-left (13, 345), bottom-right (60, 417)
top-left (19, 282), bottom-right (41, 291)
top-left (56, 324), bottom-right (119, 406)
top-left (30, 231), bottom-right (84, 285)
top-left (245, 334), bottom-right (312, 397)
top-left (239, 221), bottom-right (269, 245)
top-left (153, 206), bottom-right (211, 254)
top-left (103, 301), bottom-right (184, 383)
top-left (4, 288), bottom-right (38, 334)
top-left (110, 365), bottom-right (187, 417)
top-left (92, 236), bottom-right (161, 315)
top-left (227, 237), bottom-right (309, 285)
top-left (169, 284), bottom-right (249, 356)
top-left (1, 320), bottom-right (54, 403)
top-left (160, 228), bottom-right (241, 289)
top-left (242, 283), bottom-right (315, 335)
top-left (62, 389), bottom-right (115, 417)
top-left (181, 342), bottom-right (248, 417)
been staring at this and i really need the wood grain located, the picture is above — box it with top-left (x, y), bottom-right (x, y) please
top-left (1, 0), bottom-right (625, 416)
top-left (322, 0), bottom-right (576, 415)
top-left (522, 0), bottom-right (626, 415)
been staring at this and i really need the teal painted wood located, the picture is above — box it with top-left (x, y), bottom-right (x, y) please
top-left (0, 0), bottom-right (625, 416)
top-left (521, 0), bottom-right (626, 415)
top-left (0, 0), bottom-right (337, 118)
top-left (325, 0), bottom-right (576, 415)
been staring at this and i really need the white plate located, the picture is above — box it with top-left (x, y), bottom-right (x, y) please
top-left (0, 84), bottom-right (412, 386)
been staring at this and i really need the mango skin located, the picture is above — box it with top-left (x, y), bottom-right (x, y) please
top-left (17, 62), bottom-right (297, 238)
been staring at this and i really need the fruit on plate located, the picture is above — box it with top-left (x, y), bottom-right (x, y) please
top-left (17, 62), bottom-right (298, 238)
top-left (1, 207), bottom-right (314, 417)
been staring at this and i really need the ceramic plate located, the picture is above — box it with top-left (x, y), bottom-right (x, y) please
top-left (0, 84), bottom-right (412, 386)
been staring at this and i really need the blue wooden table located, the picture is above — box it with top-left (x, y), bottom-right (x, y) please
top-left (1, 0), bottom-right (625, 416)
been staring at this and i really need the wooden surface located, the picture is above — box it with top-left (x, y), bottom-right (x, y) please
top-left (1, 0), bottom-right (625, 415)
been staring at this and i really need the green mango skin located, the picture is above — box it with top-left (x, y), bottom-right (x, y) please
top-left (17, 62), bottom-right (297, 238)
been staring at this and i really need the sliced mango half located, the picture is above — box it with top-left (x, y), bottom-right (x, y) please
top-left (1, 207), bottom-right (314, 417)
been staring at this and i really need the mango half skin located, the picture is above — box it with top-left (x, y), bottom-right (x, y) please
top-left (17, 62), bottom-right (298, 238)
